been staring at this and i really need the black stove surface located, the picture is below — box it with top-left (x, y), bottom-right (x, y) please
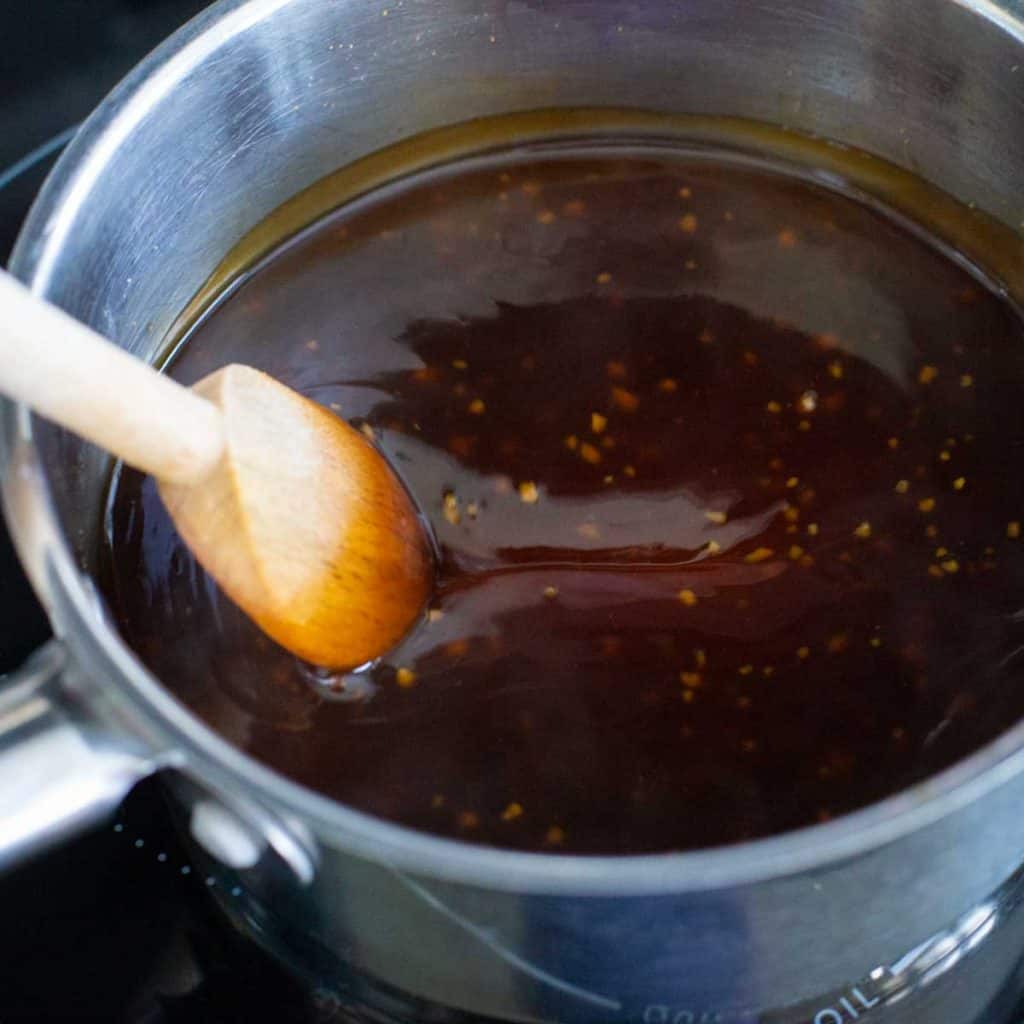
top-left (3, 4), bottom-right (1024, 1022)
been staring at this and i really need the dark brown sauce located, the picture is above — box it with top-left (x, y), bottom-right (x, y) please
top-left (103, 140), bottom-right (1024, 854)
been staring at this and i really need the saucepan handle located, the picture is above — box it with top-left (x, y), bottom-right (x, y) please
top-left (0, 639), bottom-right (154, 872)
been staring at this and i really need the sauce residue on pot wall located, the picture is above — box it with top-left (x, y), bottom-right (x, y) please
top-left (102, 126), bottom-right (1024, 854)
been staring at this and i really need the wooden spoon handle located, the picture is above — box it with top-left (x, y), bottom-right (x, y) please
top-left (0, 269), bottom-right (224, 485)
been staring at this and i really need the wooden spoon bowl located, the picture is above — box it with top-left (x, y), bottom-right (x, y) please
top-left (0, 269), bottom-right (432, 669)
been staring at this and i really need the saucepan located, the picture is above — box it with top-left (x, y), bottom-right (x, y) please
top-left (5, 1), bottom-right (1024, 1020)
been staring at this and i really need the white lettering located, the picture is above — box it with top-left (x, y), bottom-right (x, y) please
top-left (641, 1008), bottom-right (721, 1024)
top-left (644, 983), bottom-right (878, 1024)
top-left (852, 987), bottom-right (881, 1010)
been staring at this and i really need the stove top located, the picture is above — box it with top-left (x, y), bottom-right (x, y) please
top-left (3, 3), bottom-right (1024, 1022)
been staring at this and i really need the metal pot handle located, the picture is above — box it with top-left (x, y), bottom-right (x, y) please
top-left (0, 639), bottom-right (155, 872)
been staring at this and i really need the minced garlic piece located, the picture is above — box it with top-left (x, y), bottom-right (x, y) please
top-left (443, 491), bottom-right (461, 525)
top-left (827, 633), bottom-right (849, 653)
top-left (501, 802), bottom-right (524, 822)
top-left (518, 481), bottom-right (539, 503)
top-left (610, 386), bottom-right (640, 412)
top-left (678, 213), bottom-right (698, 234)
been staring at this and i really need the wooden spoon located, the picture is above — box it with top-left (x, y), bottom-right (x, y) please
top-left (0, 269), bottom-right (432, 669)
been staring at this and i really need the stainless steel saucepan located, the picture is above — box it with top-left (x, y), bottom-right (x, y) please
top-left (4, 1), bottom-right (1024, 1021)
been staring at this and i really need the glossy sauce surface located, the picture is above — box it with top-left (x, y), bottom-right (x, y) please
top-left (103, 145), bottom-right (1024, 853)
